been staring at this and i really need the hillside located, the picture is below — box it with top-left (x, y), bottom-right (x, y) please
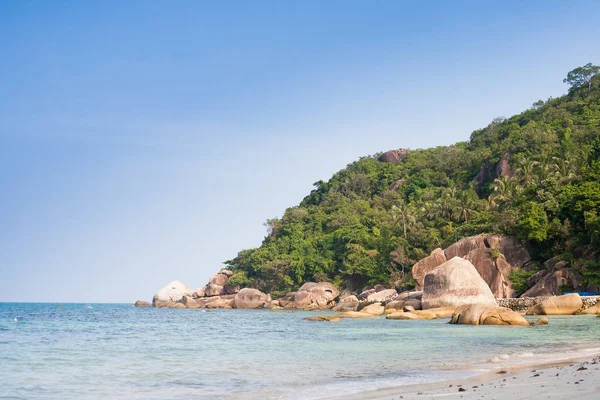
top-left (224, 64), bottom-right (600, 297)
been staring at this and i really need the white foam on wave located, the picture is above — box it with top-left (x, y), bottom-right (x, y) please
top-left (486, 346), bottom-right (600, 370)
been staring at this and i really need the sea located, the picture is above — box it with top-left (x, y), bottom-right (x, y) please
top-left (1, 303), bottom-right (600, 399)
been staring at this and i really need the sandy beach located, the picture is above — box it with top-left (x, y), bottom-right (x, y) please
top-left (328, 355), bottom-right (600, 400)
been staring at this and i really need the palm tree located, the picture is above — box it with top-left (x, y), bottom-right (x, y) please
top-left (515, 158), bottom-right (538, 186)
top-left (489, 176), bottom-right (520, 210)
top-left (454, 191), bottom-right (481, 223)
top-left (391, 202), bottom-right (417, 238)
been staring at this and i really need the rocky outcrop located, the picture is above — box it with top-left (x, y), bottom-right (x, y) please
top-left (337, 311), bottom-right (378, 319)
top-left (465, 248), bottom-right (514, 298)
top-left (340, 295), bottom-right (359, 303)
top-left (412, 234), bottom-right (530, 297)
top-left (495, 153), bottom-right (514, 179)
top-left (134, 300), bottom-right (152, 307)
top-left (286, 282), bottom-right (339, 310)
top-left (412, 248), bottom-right (447, 290)
top-left (526, 294), bottom-right (583, 315)
top-left (366, 289), bottom-right (397, 303)
top-left (444, 234), bottom-right (530, 270)
top-left (421, 257), bottom-right (497, 309)
top-left (521, 263), bottom-right (578, 298)
top-left (450, 304), bottom-right (530, 326)
top-left (152, 280), bottom-right (196, 307)
top-left (195, 270), bottom-right (239, 298)
top-left (233, 288), bottom-right (270, 309)
top-left (378, 148), bottom-right (409, 164)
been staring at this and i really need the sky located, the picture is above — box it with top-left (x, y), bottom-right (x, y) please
top-left (1, 1), bottom-right (599, 302)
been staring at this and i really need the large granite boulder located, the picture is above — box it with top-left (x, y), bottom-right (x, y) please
top-left (153, 280), bottom-right (196, 307)
top-left (182, 295), bottom-right (202, 308)
top-left (366, 289), bottom-right (397, 303)
top-left (289, 282), bottom-right (339, 309)
top-left (412, 248), bottom-right (447, 291)
top-left (195, 270), bottom-right (238, 298)
top-left (465, 248), bottom-right (514, 298)
top-left (444, 234), bottom-right (530, 270)
top-left (521, 263), bottom-right (579, 298)
top-left (360, 303), bottom-right (385, 316)
top-left (204, 283), bottom-right (225, 297)
top-left (206, 298), bottom-right (234, 309)
top-left (233, 288), bottom-right (270, 309)
top-left (526, 294), bottom-right (583, 315)
top-left (340, 295), bottom-right (359, 303)
top-left (421, 257), bottom-right (497, 309)
top-left (209, 273), bottom-right (229, 287)
top-left (378, 148), bottom-right (409, 164)
top-left (134, 300), bottom-right (151, 307)
top-left (450, 304), bottom-right (529, 326)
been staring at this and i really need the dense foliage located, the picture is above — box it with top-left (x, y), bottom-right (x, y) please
top-left (224, 65), bottom-right (600, 296)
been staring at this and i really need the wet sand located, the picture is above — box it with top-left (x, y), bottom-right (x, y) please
top-left (327, 355), bottom-right (600, 400)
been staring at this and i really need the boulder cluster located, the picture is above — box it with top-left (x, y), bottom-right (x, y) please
top-left (412, 234), bottom-right (530, 298)
top-left (135, 234), bottom-right (598, 328)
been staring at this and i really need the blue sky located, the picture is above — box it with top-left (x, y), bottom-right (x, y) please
top-left (1, 1), bottom-right (599, 302)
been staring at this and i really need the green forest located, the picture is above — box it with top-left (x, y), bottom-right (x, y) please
top-left (225, 63), bottom-right (600, 297)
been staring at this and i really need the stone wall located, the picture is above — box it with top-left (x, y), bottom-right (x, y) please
top-left (497, 296), bottom-right (599, 312)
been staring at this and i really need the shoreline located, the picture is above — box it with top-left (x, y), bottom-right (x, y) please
top-left (324, 350), bottom-right (600, 400)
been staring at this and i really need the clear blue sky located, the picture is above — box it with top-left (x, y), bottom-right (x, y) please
top-left (1, 1), bottom-right (598, 302)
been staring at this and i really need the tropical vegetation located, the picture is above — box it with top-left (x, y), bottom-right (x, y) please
top-left (225, 64), bottom-right (600, 297)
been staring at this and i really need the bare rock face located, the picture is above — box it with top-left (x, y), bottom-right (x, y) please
top-left (196, 270), bottom-right (239, 298)
top-left (450, 304), bottom-right (529, 326)
top-left (444, 236), bottom-right (489, 260)
top-left (182, 295), bottom-right (202, 309)
top-left (366, 289), bottom-right (397, 303)
top-left (526, 294), bottom-right (583, 315)
top-left (465, 248), bottom-right (514, 298)
top-left (205, 298), bottom-right (234, 309)
top-left (495, 153), bottom-right (514, 179)
top-left (233, 288), bottom-right (270, 309)
top-left (278, 292), bottom-right (297, 308)
top-left (521, 268), bottom-right (577, 298)
top-left (290, 282), bottom-right (339, 309)
top-left (412, 248), bottom-right (447, 291)
top-left (421, 257), bottom-right (497, 309)
top-left (219, 269), bottom-right (234, 277)
top-left (152, 280), bottom-right (196, 307)
top-left (209, 273), bottom-right (229, 287)
top-left (358, 289), bottom-right (376, 300)
top-left (340, 295), bottom-right (359, 303)
top-left (134, 300), bottom-right (151, 307)
top-left (204, 283), bottom-right (225, 297)
top-left (444, 234), bottom-right (530, 270)
top-left (378, 148), bottom-right (409, 164)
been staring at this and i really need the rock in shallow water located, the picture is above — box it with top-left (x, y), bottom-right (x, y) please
top-left (526, 294), bottom-right (583, 316)
top-left (450, 304), bottom-right (530, 326)
top-left (153, 280), bottom-right (196, 307)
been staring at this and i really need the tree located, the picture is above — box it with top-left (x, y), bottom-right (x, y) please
top-left (391, 202), bottom-right (417, 238)
top-left (563, 63), bottom-right (600, 90)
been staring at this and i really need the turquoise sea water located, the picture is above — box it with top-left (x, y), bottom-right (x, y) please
top-left (1, 303), bottom-right (599, 399)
